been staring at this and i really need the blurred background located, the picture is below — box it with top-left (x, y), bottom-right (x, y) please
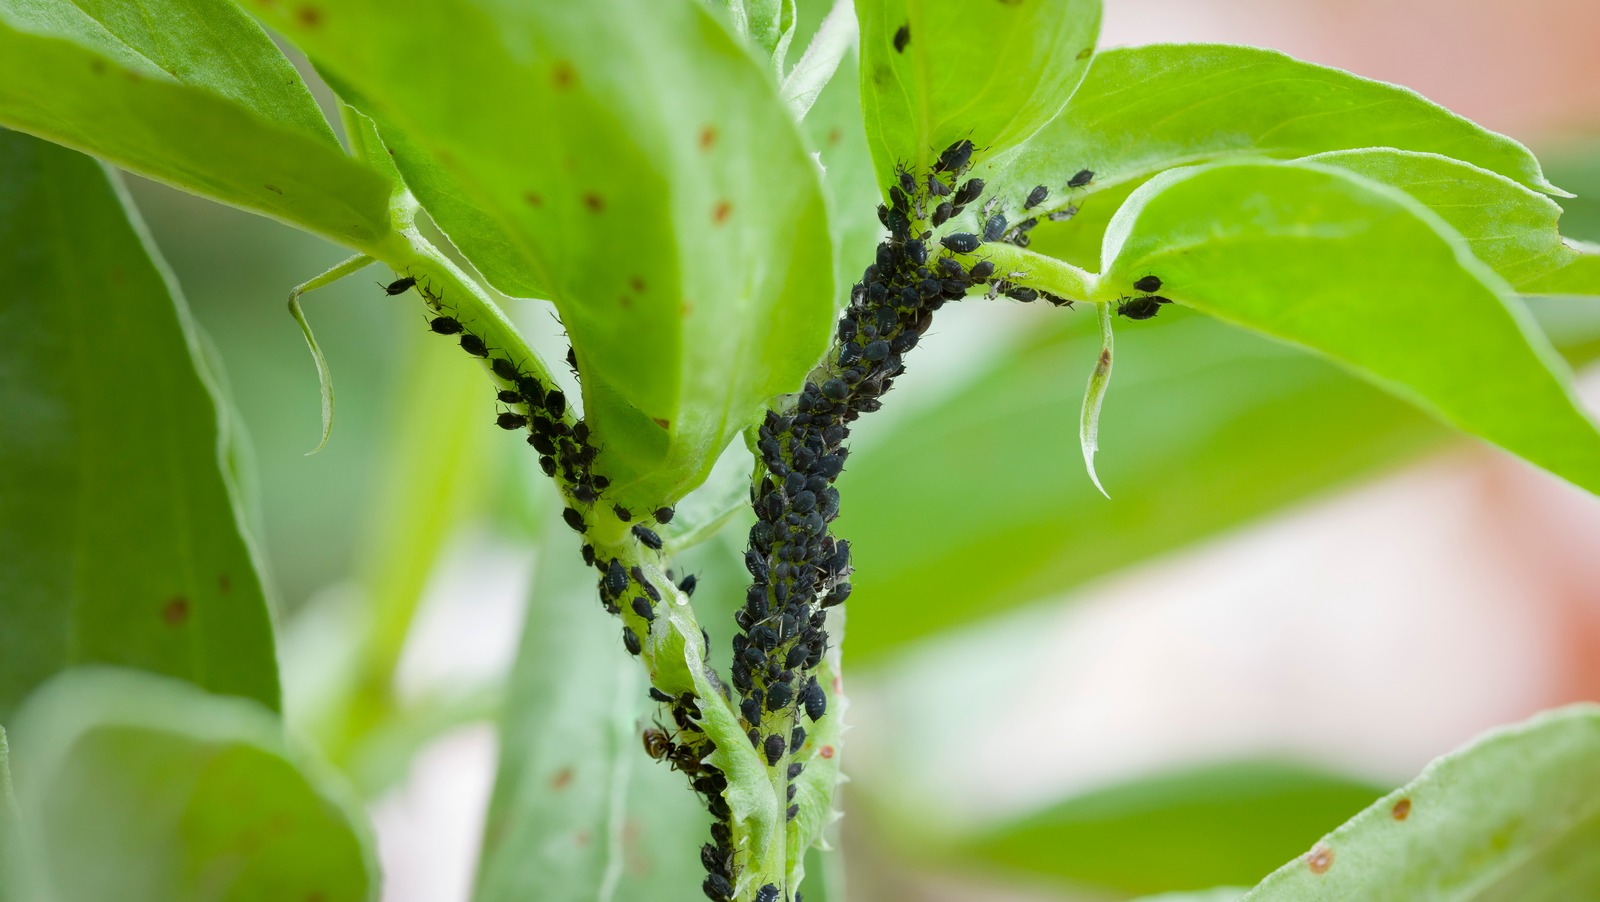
top-left (127, 1), bottom-right (1600, 899)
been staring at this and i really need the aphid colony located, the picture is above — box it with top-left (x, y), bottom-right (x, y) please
top-left (384, 137), bottom-right (1150, 902)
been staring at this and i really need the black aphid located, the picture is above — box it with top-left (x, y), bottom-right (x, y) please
top-left (563, 507), bottom-right (587, 533)
top-left (969, 260), bottom-right (996, 281)
top-left (460, 334), bottom-right (489, 357)
top-left (497, 389), bottom-right (521, 404)
top-left (544, 389), bottom-right (566, 416)
top-left (764, 733), bottom-right (786, 765)
top-left (678, 574), bottom-right (698, 596)
top-left (1067, 168), bottom-right (1095, 189)
top-left (1133, 274), bottom-right (1163, 293)
top-left (941, 232), bottom-right (981, 254)
top-left (631, 596), bottom-right (655, 622)
top-left (633, 524), bottom-right (664, 550)
top-left (491, 357), bottom-right (520, 381)
top-left (613, 504), bottom-right (632, 522)
top-left (788, 761), bottom-right (804, 779)
top-left (802, 678), bottom-right (826, 721)
top-left (982, 214), bottom-right (1008, 243)
top-left (934, 138), bottom-right (975, 175)
top-left (496, 411), bottom-right (528, 430)
top-left (931, 201), bottom-right (954, 227)
top-left (428, 316), bottom-right (464, 335)
top-left (1117, 296), bottom-right (1163, 320)
top-left (655, 506), bottom-right (675, 523)
top-left (381, 276), bottom-right (417, 296)
top-left (755, 885), bottom-right (780, 902)
top-left (953, 177), bottom-right (985, 206)
top-left (1024, 184), bottom-right (1050, 209)
top-left (703, 873), bottom-right (733, 902)
top-left (786, 803), bottom-right (800, 821)
top-left (622, 627), bottom-right (642, 656)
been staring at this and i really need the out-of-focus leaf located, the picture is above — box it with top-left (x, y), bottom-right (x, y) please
top-left (854, 0), bottom-right (1102, 189)
top-left (1245, 704), bottom-right (1600, 901)
top-left (1099, 160), bottom-right (1600, 494)
top-left (474, 529), bottom-right (709, 902)
top-left (959, 761), bottom-right (1385, 896)
top-left (6, 667), bottom-right (376, 902)
top-left (780, 0), bottom-right (853, 118)
top-left (803, 44), bottom-right (881, 299)
top-left (0, 7), bottom-right (392, 247)
top-left (0, 131), bottom-right (278, 719)
top-left (1008, 43), bottom-right (1565, 270)
top-left (253, 0), bottom-right (836, 510)
top-left (1303, 149), bottom-right (1600, 295)
top-left (1133, 891), bottom-right (1245, 902)
top-left (0, 727), bottom-right (15, 897)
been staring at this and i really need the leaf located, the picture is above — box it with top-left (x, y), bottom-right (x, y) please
top-left (1243, 704), bottom-right (1600, 900)
top-left (781, 0), bottom-right (855, 119)
top-left (0, 6), bottom-right (393, 248)
top-left (1099, 159), bottom-right (1600, 495)
top-left (1302, 149), bottom-right (1600, 296)
top-left (1080, 301), bottom-right (1113, 497)
top-left (803, 43), bottom-right (882, 300)
top-left (855, 0), bottom-right (1102, 188)
top-left (958, 761), bottom-right (1385, 896)
top-left (0, 130), bottom-right (279, 719)
top-left (1009, 43), bottom-right (1565, 270)
top-left (252, 0), bottom-right (837, 509)
top-left (5, 667), bottom-right (376, 902)
top-left (0, 727), bottom-right (16, 897)
top-left (474, 530), bottom-right (709, 902)
top-left (1134, 891), bottom-right (1246, 902)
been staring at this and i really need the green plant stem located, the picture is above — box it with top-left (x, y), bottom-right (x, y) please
top-left (977, 242), bottom-right (1101, 302)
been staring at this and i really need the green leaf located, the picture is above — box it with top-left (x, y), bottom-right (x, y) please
top-left (1098, 159), bottom-right (1600, 495)
top-left (1244, 704), bottom-right (1600, 900)
top-left (1134, 891), bottom-right (1246, 902)
top-left (1080, 301), bottom-right (1113, 497)
top-left (0, 727), bottom-right (17, 897)
top-left (0, 6), bottom-right (392, 248)
top-left (958, 761), bottom-right (1385, 896)
top-left (1302, 149), bottom-right (1600, 296)
top-left (0, 131), bottom-right (279, 719)
top-left (802, 44), bottom-right (881, 302)
top-left (252, 0), bottom-right (837, 509)
top-left (1010, 43), bottom-right (1565, 270)
top-left (5, 667), bottom-right (376, 902)
top-left (475, 530), bottom-right (710, 902)
top-left (855, 0), bottom-right (1102, 188)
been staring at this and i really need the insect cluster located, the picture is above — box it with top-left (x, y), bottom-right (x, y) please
top-left (1115, 274), bottom-right (1172, 320)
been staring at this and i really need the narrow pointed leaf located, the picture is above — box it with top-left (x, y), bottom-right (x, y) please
top-left (1080, 301), bottom-right (1113, 497)
top-left (0, 131), bottom-right (279, 718)
top-left (1100, 160), bottom-right (1600, 495)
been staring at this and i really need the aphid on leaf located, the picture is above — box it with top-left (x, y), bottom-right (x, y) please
top-left (563, 507), bottom-right (587, 533)
top-left (893, 23), bottom-right (910, 53)
top-left (934, 138), bottom-right (975, 175)
top-left (622, 626), bottom-right (641, 655)
top-left (496, 411), bottom-right (528, 430)
top-left (1067, 168), bottom-right (1095, 189)
top-left (460, 334), bottom-right (489, 357)
top-left (633, 524), bottom-right (664, 550)
top-left (982, 214), bottom-right (1007, 243)
top-left (1024, 184), bottom-right (1049, 209)
top-left (655, 505), bottom-right (676, 523)
top-left (428, 315), bottom-right (463, 335)
top-left (380, 275), bottom-right (416, 296)
top-left (613, 504), bottom-right (632, 522)
top-left (1133, 274), bottom-right (1163, 293)
top-left (1117, 296), bottom-right (1164, 320)
top-left (631, 596), bottom-right (655, 622)
top-left (940, 232), bottom-right (982, 254)
top-left (764, 733), bottom-right (786, 765)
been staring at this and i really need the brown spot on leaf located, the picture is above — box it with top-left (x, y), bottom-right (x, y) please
top-left (1392, 798), bottom-right (1412, 820)
top-left (305, 893), bottom-right (325, 902)
top-left (218, 573), bottom-right (231, 594)
top-left (1076, 46), bottom-right (1093, 60)
top-left (1307, 844), bottom-right (1334, 874)
top-left (162, 597), bottom-right (189, 626)
top-left (618, 294), bottom-right (633, 309)
top-left (553, 61), bottom-right (576, 89)
top-left (549, 767), bottom-right (574, 790)
top-left (712, 200), bottom-right (732, 224)
top-left (629, 276), bottom-right (647, 293)
top-left (652, 417), bottom-right (670, 430)
top-left (90, 59), bottom-right (106, 75)
top-left (827, 127), bottom-right (842, 146)
top-left (583, 192), bottom-right (605, 213)
top-left (264, 184), bottom-right (284, 195)
top-left (575, 830), bottom-right (590, 846)
top-left (295, 5), bottom-right (322, 27)
top-left (699, 127), bottom-right (717, 151)
top-left (524, 191), bottom-right (544, 207)
top-left (820, 745), bottom-right (835, 759)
